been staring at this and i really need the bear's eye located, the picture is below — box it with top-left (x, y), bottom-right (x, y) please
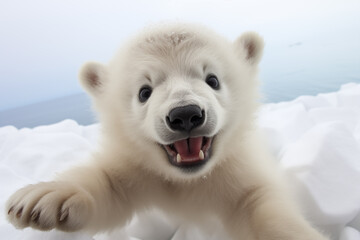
top-left (205, 74), bottom-right (220, 90)
top-left (139, 86), bottom-right (152, 103)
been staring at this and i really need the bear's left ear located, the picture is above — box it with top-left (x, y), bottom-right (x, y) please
top-left (78, 62), bottom-right (107, 96)
top-left (234, 32), bottom-right (264, 66)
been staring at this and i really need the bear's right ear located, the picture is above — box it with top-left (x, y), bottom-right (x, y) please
top-left (79, 62), bottom-right (107, 96)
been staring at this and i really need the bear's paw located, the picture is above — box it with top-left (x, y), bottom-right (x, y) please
top-left (6, 182), bottom-right (94, 232)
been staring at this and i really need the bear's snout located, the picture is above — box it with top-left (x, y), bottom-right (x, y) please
top-left (166, 105), bottom-right (205, 132)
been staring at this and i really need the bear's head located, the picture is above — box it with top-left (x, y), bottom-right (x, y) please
top-left (79, 23), bottom-right (263, 181)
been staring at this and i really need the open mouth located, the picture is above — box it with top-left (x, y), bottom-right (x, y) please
top-left (162, 136), bottom-right (214, 170)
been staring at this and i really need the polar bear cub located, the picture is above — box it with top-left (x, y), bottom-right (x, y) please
top-left (6, 23), bottom-right (328, 239)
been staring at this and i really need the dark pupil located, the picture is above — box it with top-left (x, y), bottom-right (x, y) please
top-left (139, 87), bottom-right (152, 102)
top-left (207, 76), bottom-right (219, 89)
top-left (209, 78), bottom-right (217, 87)
top-left (142, 89), bottom-right (150, 98)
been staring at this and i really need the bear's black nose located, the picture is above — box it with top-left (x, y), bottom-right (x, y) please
top-left (166, 105), bottom-right (205, 132)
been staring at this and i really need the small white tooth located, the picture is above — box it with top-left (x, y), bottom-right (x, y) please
top-left (177, 154), bottom-right (182, 163)
top-left (199, 150), bottom-right (204, 160)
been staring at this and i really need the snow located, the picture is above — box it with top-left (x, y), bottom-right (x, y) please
top-left (1, 83), bottom-right (360, 240)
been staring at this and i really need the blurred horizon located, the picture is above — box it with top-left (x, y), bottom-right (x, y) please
top-left (1, 0), bottom-right (359, 127)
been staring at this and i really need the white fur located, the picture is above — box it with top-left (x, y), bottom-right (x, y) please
top-left (6, 23), bottom-right (328, 239)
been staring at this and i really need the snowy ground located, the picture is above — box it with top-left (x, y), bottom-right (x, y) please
top-left (0, 83), bottom-right (359, 240)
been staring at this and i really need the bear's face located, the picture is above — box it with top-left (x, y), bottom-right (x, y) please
top-left (79, 24), bottom-right (263, 181)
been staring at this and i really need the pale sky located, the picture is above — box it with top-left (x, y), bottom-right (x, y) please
top-left (1, 0), bottom-right (359, 110)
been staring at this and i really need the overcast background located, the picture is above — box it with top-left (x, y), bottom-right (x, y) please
top-left (0, 0), bottom-right (359, 127)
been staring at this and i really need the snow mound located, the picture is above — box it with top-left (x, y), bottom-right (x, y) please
top-left (1, 83), bottom-right (359, 240)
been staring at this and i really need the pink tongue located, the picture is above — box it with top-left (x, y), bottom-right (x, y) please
top-left (173, 137), bottom-right (203, 160)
